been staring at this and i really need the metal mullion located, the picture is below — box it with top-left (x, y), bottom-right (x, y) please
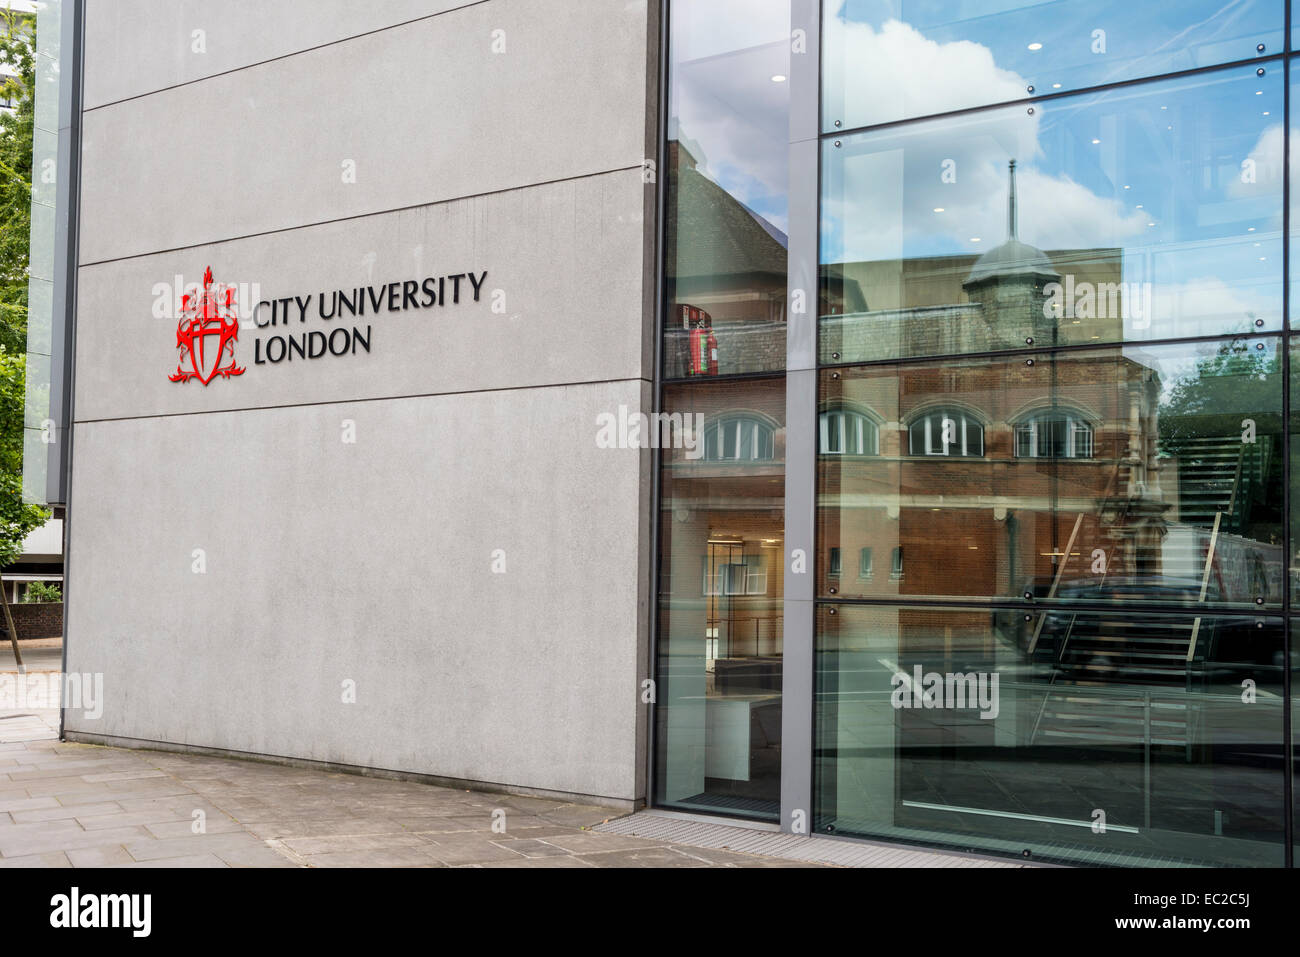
top-left (779, 0), bottom-right (821, 837)
top-left (824, 53), bottom-right (1286, 142)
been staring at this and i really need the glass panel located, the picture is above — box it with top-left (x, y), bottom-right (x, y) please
top-left (664, 0), bottom-right (790, 378)
top-left (655, 377), bottom-right (784, 819)
top-left (21, 426), bottom-right (47, 505)
top-left (32, 38), bottom-right (59, 134)
top-left (1290, 55), bottom-right (1300, 322)
top-left (25, 277), bottom-right (52, 357)
top-left (1290, 338), bottom-right (1300, 602)
top-left (27, 198), bottom-right (54, 283)
top-left (818, 339), bottom-right (1284, 608)
top-left (822, 0), bottom-right (1283, 132)
top-left (33, 0), bottom-right (60, 62)
top-left (815, 604), bottom-right (1287, 867)
top-left (1293, 621), bottom-right (1299, 863)
top-left (821, 66), bottom-right (1283, 362)
top-left (22, 346), bottom-right (50, 432)
top-left (22, 0), bottom-right (62, 507)
top-left (31, 125), bottom-right (57, 209)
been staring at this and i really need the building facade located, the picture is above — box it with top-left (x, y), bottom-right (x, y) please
top-left (26, 0), bottom-right (1300, 866)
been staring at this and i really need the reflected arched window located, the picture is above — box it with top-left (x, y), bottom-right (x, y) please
top-left (908, 409), bottom-right (984, 457)
top-left (819, 408), bottom-right (879, 455)
top-left (704, 415), bottom-right (775, 462)
top-left (1014, 412), bottom-right (1094, 459)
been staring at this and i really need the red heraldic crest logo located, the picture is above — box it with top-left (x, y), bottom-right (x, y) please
top-left (169, 266), bottom-right (246, 385)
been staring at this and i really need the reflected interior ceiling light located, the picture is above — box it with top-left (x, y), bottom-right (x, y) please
top-left (1052, 82), bottom-right (1061, 88)
top-left (1264, 111), bottom-right (1271, 115)
top-left (1091, 138), bottom-right (1101, 144)
top-left (1147, 222), bottom-right (1156, 227)
top-left (1136, 204), bottom-right (1143, 208)
top-left (933, 207), bottom-right (945, 212)
top-left (1256, 90), bottom-right (1263, 95)
top-left (1249, 226), bottom-right (1257, 231)
top-left (970, 237), bottom-right (981, 242)
top-left (1027, 42), bottom-right (1043, 50)
top-left (1123, 184), bottom-right (1131, 189)
top-left (771, 74), bottom-right (787, 83)
top-left (1161, 105), bottom-right (1168, 110)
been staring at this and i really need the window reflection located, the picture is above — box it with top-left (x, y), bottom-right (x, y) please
top-left (908, 409), bottom-right (985, 457)
top-left (818, 340), bottom-right (1285, 607)
top-left (819, 406), bottom-right (879, 456)
top-left (815, 605), bottom-right (1286, 866)
top-left (664, 0), bottom-right (790, 378)
top-left (704, 414), bottom-right (776, 462)
top-left (821, 67), bottom-right (1284, 360)
top-left (656, 378), bottom-right (785, 818)
top-left (822, 0), bottom-right (1283, 131)
top-left (1015, 411), bottom-right (1094, 459)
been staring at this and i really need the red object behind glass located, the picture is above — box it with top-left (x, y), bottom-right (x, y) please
top-left (681, 305), bottom-right (717, 376)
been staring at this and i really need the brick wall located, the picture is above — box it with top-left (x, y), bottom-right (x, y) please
top-left (9, 602), bottom-right (63, 640)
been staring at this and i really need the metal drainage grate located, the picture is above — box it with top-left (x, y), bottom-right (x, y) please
top-left (593, 811), bottom-right (1029, 868)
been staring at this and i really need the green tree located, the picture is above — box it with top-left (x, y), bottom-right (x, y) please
top-left (0, 9), bottom-right (49, 574)
top-left (1157, 339), bottom-right (1283, 541)
top-left (0, 7), bottom-right (35, 354)
top-left (1158, 339), bottom-right (1282, 452)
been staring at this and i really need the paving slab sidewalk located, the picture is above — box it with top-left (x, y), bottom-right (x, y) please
top-left (0, 711), bottom-right (1013, 868)
top-left (0, 711), bottom-right (820, 868)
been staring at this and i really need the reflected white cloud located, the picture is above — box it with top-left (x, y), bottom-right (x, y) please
top-left (823, 2), bottom-right (1028, 127)
top-left (669, 0), bottom-right (790, 230)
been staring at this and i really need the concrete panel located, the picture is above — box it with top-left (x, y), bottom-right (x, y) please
top-left (74, 170), bottom-right (647, 422)
top-left (83, 0), bottom-right (468, 109)
top-left (63, 379), bottom-right (649, 802)
top-left (79, 0), bottom-right (651, 263)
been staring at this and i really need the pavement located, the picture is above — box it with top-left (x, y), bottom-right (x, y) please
top-left (0, 661), bottom-right (1017, 868)
top-left (0, 707), bottom-right (830, 868)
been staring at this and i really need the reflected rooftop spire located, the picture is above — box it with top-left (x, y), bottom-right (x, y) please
top-left (1008, 159), bottom-right (1018, 241)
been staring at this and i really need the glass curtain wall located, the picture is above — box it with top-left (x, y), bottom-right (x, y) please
top-left (653, 0), bottom-right (791, 819)
top-left (657, 0), bottom-right (1300, 865)
top-left (22, 0), bottom-right (62, 503)
top-left (815, 0), bottom-right (1293, 866)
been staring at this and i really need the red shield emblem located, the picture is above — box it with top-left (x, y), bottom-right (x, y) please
top-left (169, 266), bottom-right (246, 385)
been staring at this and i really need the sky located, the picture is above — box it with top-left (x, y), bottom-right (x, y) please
top-left (669, 0), bottom-right (1294, 343)
top-left (819, 0), bottom-right (1289, 342)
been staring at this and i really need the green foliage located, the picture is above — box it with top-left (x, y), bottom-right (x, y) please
top-left (0, 349), bottom-right (47, 567)
top-left (0, 10), bottom-right (48, 568)
top-left (0, 8), bottom-right (35, 355)
top-left (22, 579), bottom-right (58, 603)
top-left (1158, 340), bottom-right (1282, 456)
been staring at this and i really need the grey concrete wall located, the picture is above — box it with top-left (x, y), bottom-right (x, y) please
top-left (79, 0), bottom-right (650, 264)
top-left (65, 0), bottom-right (660, 805)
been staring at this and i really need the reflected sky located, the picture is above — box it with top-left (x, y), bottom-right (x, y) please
top-left (821, 65), bottom-right (1284, 343)
top-left (669, 0), bottom-right (790, 233)
top-left (824, 0), bottom-right (1283, 131)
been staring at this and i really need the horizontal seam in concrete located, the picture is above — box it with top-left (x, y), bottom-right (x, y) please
top-left (72, 374), bottom-right (654, 425)
top-left (82, 0), bottom-right (492, 114)
top-left (61, 730), bottom-right (641, 812)
top-left (77, 164), bottom-right (647, 270)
